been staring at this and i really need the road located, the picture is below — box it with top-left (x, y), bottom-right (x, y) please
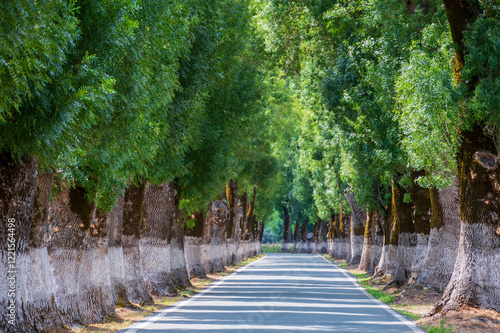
top-left (119, 254), bottom-right (423, 332)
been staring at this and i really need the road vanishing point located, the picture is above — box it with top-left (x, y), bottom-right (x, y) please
top-left (119, 254), bottom-right (423, 333)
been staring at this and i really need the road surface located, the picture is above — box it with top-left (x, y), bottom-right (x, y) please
top-left (119, 254), bottom-right (423, 332)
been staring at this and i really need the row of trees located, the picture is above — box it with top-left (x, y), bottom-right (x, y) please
top-left (0, 1), bottom-right (272, 331)
top-left (257, 0), bottom-right (499, 314)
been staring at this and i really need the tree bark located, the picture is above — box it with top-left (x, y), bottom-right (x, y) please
top-left (431, 0), bottom-right (500, 313)
top-left (359, 210), bottom-right (375, 272)
top-left (338, 212), bottom-right (351, 260)
top-left (281, 206), bottom-right (291, 253)
top-left (433, 127), bottom-right (500, 313)
top-left (0, 155), bottom-right (64, 332)
top-left (234, 194), bottom-right (244, 261)
top-left (375, 185), bottom-right (398, 277)
top-left (258, 220), bottom-right (264, 251)
top-left (140, 183), bottom-right (176, 296)
top-left (320, 219), bottom-right (328, 254)
top-left (210, 200), bottom-right (229, 272)
top-left (328, 210), bottom-right (337, 256)
top-left (415, 178), bottom-right (460, 291)
top-left (298, 220), bottom-right (308, 253)
top-left (48, 181), bottom-right (115, 325)
top-left (170, 182), bottom-right (191, 289)
top-left (292, 220), bottom-right (299, 253)
top-left (105, 196), bottom-right (132, 307)
top-left (185, 211), bottom-right (207, 279)
top-left (239, 192), bottom-right (248, 259)
top-left (122, 182), bottom-right (153, 304)
top-left (246, 187), bottom-right (257, 257)
top-left (393, 177), bottom-right (416, 285)
top-left (251, 215), bottom-right (259, 256)
top-left (226, 180), bottom-right (239, 263)
top-left (408, 170), bottom-right (431, 285)
top-left (345, 190), bottom-right (366, 265)
top-left (369, 209), bottom-right (385, 274)
top-left (202, 202), bottom-right (213, 274)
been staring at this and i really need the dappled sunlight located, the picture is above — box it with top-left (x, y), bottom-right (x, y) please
top-left (121, 255), bottom-right (420, 332)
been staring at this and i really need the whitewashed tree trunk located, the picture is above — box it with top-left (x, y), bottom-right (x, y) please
top-left (184, 212), bottom-right (206, 279)
top-left (338, 214), bottom-right (351, 260)
top-left (359, 211), bottom-right (375, 272)
top-left (122, 183), bottom-right (152, 305)
top-left (0, 156), bottom-right (64, 332)
top-left (48, 182), bottom-right (115, 325)
top-left (209, 200), bottom-right (228, 272)
top-left (106, 196), bottom-right (132, 307)
top-left (170, 184), bottom-right (190, 289)
top-left (415, 179), bottom-right (460, 292)
top-left (369, 211), bottom-right (384, 274)
top-left (140, 184), bottom-right (176, 296)
top-left (345, 191), bottom-right (365, 265)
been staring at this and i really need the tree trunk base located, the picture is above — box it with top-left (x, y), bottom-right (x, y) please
top-left (369, 234), bottom-right (383, 274)
top-left (185, 236), bottom-right (207, 279)
top-left (108, 246), bottom-right (132, 307)
top-left (349, 235), bottom-right (364, 265)
top-left (170, 243), bottom-right (191, 288)
top-left (394, 232), bottom-right (418, 285)
top-left (374, 245), bottom-right (398, 278)
top-left (122, 240), bottom-right (153, 305)
top-left (408, 234), bottom-right (429, 285)
top-left (432, 222), bottom-right (500, 314)
top-left (140, 241), bottom-right (176, 297)
top-left (358, 242), bottom-right (374, 272)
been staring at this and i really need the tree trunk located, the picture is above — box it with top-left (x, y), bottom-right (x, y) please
top-left (210, 200), bottom-right (229, 272)
top-left (298, 220), bottom-right (308, 253)
top-left (246, 187), bottom-right (257, 257)
top-left (375, 185), bottom-right (398, 278)
top-left (433, 127), bottom-right (500, 313)
top-left (292, 221), bottom-right (299, 253)
top-left (433, 0), bottom-right (500, 313)
top-left (415, 178), bottom-right (460, 291)
top-left (338, 212), bottom-right (351, 260)
top-left (106, 195), bottom-right (132, 307)
top-left (185, 212), bottom-right (207, 279)
top-left (328, 211), bottom-right (337, 256)
top-left (281, 206), bottom-right (291, 253)
top-left (202, 202), bottom-right (213, 274)
top-left (393, 177), bottom-right (416, 285)
top-left (140, 183), bottom-right (176, 296)
top-left (226, 180), bottom-right (239, 263)
top-left (239, 192), bottom-right (248, 259)
top-left (251, 215), bottom-right (259, 256)
top-left (48, 182), bottom-right (115, 325)
top-left (359, 210), bottom-right (375, 272)
top-left (170, 182), bottom-right (190, 289)
top-left (311, 222), bottom-right (318, 253)
top-left (0, 154), bottom-right (63, 332)
top-left (320, 219), bottom-right (328, 254)
top-left (408, 170), bottom-right (431, 285)
top-left (369, 210), bottom-right (385, 274)
top-left (345, 190), bottom-right (366, 265)
top-left (122, 183), bottom-right (153, 304)
top-left (258, 220), bottom-right (264, 252)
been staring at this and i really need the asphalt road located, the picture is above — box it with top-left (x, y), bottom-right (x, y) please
top-left (119, 254), bottom-right (423, 333)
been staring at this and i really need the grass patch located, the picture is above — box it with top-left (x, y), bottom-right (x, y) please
top-left (261, 243), bottom-right (281, 253)
top-left (424, 319), bottom-right (455, 333)
top-left (395, 309), bottom-right (423, 321)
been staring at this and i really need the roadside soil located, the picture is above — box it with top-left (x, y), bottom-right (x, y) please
top-left (331, 258), bottom-right (500, 333)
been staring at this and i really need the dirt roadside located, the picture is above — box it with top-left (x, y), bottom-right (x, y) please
top-left (327, 257), bottom-right (500, 333)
